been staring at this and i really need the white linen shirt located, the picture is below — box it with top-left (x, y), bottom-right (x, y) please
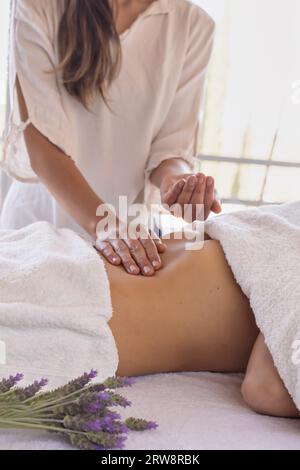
top-left (0, 0), bottom-right (215, 234)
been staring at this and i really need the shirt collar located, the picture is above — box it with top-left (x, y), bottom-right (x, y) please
top-left (120, 0), bottom-right (172, 41)
top-left (143, 0), bottom-right (172, 17)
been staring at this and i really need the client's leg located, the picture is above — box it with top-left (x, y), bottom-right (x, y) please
top-left (241, 334), bottom-right (299, 418)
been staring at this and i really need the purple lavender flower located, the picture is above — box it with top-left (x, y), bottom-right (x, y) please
top-left (86, 383), bottom-right (105, 393)
top-left (114, 435), bottom-right (127, 450)
top-left (84, 416), bottom-right (113, 432)
top-left (63, 415), bottom-right (86, 431)
top-left (78, 392), bottom-right (113, 413)
top-left (14, 378), bottom-right (48, 401)
top-left (39, 378), bottom-right (49, 387)
top-left (0, 372), bottom-right (158, 452)
top-left (53, 403), bottom-right (81, 418)
top-left (86, 431), bottom-right (127, 450)
top-left (14, 373), bottom-right (24, 383)
top-left (56, 370), bottom-right (98, 397)
top-left (68, 433), bottom-right (100, 451)
top-left (63, 414), bottom-right (123, 433)
top-left (103, 376), bottom-right (136, 389)
top-left (102, 409), bottom-right (121, 420)
top-left (109, 421), bottom-right (129, 434)
top-left (144, 421), bottom-right (158, 430)
top-left (0, 373), bottom-right (23, 393)
top-left (107, 392), bottom-right (132, 408)
top-left (85, 417), bottom-right (129, 434)
top-left (56, 399), bottom-right (120, 420)
top-left (125, 417), bottom-right (158, 431)
top-left (89, 370), bottom-right (98, 379)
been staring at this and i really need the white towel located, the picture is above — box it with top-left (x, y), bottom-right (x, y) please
top-left (205, 202), bottom-right (300, 410)
top-left (0, 221), bottom-right (118, 388)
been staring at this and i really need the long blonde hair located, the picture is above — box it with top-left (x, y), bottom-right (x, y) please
top-left (57, 0), bottom-right (122, 108)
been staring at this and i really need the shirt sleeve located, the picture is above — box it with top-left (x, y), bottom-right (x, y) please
top-left (145, 7), bottom-right (215, 179)
top-left (0, 0), bottom-right (72, 182)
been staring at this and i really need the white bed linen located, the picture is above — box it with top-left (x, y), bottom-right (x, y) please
top-left (0, 372), bottom-right (299, 450)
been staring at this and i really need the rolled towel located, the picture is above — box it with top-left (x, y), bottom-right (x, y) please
top-left (0, 221), bottom-right (118, 388)
top-left (205, 202), bottom-right (300, 411)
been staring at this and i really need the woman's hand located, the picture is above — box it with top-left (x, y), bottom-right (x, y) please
top-left (160, 172), bottom-right (222, 221)
top-left (95, 223), bottom-right (166, 276)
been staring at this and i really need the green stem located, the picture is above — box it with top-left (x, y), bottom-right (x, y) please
top-left (29, 392), bottom-right (81, 411)
top-left (27, 382), bottom-right (101, 409)
top-left (0, 407), bottom-right (31, 417)
top-left (0, 418), bottom-right (82, 435)
top-left (13, 417), bottom-right (63, 425)
top-left (0, 390), bottom-right (17, 398)
top-left (30, 399), bottom-right (78, 414)
top-left (0, 405), bottom-right (28, 413)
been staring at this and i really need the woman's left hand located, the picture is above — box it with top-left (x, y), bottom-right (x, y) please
top-left (160, 172), bottom-right (222, 221)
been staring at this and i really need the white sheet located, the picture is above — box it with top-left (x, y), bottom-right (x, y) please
top-left (0, 372), bottom-right (299, 450)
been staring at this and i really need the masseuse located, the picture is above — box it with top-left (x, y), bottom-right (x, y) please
top-left (1, 0), bottom-right (221, 275)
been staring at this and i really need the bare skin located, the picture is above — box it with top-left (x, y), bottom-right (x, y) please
top-left (108, 238), bottom-right (258, 376)
top-left (242, 334), bottom-right (299, 418)
top-left (106, 236), bottom-right (299, 418)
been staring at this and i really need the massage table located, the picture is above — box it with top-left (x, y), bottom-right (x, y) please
top-left (1, 204), bottom-right (300, 450)
top-left (0, 372), bottom-right (299, 450)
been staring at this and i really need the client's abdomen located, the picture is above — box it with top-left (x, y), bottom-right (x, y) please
top-left (105, 239), bottom-right (259, 377)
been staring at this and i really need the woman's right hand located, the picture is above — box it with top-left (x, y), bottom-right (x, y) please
top-left (95, 224), bottom-right (167, 276)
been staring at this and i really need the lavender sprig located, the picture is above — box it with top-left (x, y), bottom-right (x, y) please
top-left (103, 377), bottom-right (136, 389)
top-left (0, 372), bottom-right (158, 450)
top-left (26, 370), bottom-right (98, 405)
top-left (0, 374), bottom-right (23, 394)
top-left (14, 379), bottom-right (48, 401)
top-left (125, 417), bottom-right (158, 431)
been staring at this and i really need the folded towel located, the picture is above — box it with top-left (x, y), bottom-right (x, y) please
top-left (0, 221), bottom-right (118, 388)
top-left (205, 202), bottom-right (300, 410)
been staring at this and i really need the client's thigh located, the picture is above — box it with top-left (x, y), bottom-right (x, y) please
top-left (106, 239), bottom-right (258, 377)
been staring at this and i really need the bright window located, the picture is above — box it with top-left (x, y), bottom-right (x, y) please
top-left (1, 1), bottom-right (300, 209)
top-left (194, 0), bottom-right (300, 207)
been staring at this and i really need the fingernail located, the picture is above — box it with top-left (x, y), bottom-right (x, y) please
top-left (198, 175), bottom-right (205, 184)
top-left (189, 176), bottom-right (196, 187)
top-left (129, 265), bottom-right (138, 273)
top-left (152, 260), bottom-right (160, 269)
top-left (112, 257), bottom-right (119, 263)
top-left (144, 266), bottom-right (153, 275)
top-left (207, 177), bottom-right (213, 186)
